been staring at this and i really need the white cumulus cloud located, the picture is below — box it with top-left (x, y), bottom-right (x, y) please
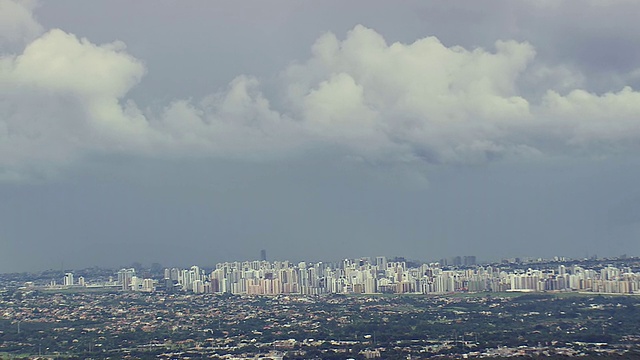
top-left (0, 0), bottom-right (42, 51)
top-left (2, 2), bottom-right (640, 180)
top-left (0, 24), bottom-right (151, 178)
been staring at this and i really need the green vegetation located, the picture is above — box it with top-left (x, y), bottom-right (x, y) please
top-left (2, 292), bottom-right (640, 359)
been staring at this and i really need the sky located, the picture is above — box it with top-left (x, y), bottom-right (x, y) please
top-left (2, 0), bottom-right (640, 272)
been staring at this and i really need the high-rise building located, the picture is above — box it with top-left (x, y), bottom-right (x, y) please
top-left (463, 256), bottom-right (477, 266)
top-left (117, 268), bottom-right (136, 291)
top-left (64, 272), bottom-right (74, 286)
top-left (142, 278), bottom-right (155, 292)
top-left (260, 249), bottom-right (267, 261)
top-left (452, 256), bottom-right (462, 266)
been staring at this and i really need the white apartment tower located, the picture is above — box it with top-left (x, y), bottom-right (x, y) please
top-left (64, 272), bottom-right (74, 286)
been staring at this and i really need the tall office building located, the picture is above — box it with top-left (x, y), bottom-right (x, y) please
top-left (260, 249), bottom-right (267, 261)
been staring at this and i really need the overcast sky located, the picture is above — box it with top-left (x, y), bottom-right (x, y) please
top-left (2, 0), bottom-right (640, 272)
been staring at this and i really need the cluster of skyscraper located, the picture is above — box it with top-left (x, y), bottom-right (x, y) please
top-left (116, 268), bottom-right (155, 292)
top-left (58, 272), bottom-right (85, 287)
top-left (51, 257), bottom-right (639, 296)
top-left (148, 257), bottom-right (640, 295)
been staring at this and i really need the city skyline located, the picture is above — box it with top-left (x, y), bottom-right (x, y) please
top-left (3, 1), bottom-right (640, 272)
top-left (16, 254), bottom-right (640, 297)
top-left (0, 248), bottom-right (625, 275)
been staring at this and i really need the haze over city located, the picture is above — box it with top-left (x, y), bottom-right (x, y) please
top-left (2, 0), bottom-right (640, 273)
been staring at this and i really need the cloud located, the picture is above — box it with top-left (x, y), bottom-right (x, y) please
top-left (282, 25), bottom-right (537, 163)
top-left (539, 87), bottom-right (640, 150)
top-left (153, 76), bottom-right (307, 159)
top-left (0, 24), bottom-right (150, 178)
top-left (2, 3), bottom-right (640, 179)
top-left (0, 0), bottom-right (42, 51)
